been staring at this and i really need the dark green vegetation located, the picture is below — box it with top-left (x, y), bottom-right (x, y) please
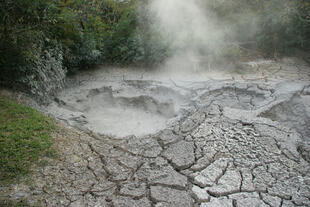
top-left (0, 0), bottom-right (309, 97)
top-left (0, 96), bottom-right (55, 182)
top-left (207, 0), bottom-right (310, 56)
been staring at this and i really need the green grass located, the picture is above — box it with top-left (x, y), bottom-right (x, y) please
top-left (0, 96), bottom-right (55, 182)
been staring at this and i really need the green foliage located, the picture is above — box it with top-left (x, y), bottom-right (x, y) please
top-left (0, 96), bottom-right (55, 182)
top-left (255, 0), bottom-right (310, 55)
top-left (102, 0), bottom-right (170, 66)
top-left (103, 7), bottom-right (142, 64)
top-left (0, 0), bottom-right (309, 92)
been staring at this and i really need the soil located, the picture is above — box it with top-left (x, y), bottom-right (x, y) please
top-left (1, 57), bottom-right (310, 207)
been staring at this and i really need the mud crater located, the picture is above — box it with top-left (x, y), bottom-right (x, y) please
top-left (198, 84), bottom-right (273, 110)
top-left (260, 93), bottom-right (310, 162)
top-left (49, 80), bottom-right (191, 137)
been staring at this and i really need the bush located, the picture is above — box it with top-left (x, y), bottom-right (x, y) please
top-left (102, 1), bottom-right (171, 66)
top-left (0, 0), bottom-right (309, 98)
top-left (255, 1), bottom-right (310, 55)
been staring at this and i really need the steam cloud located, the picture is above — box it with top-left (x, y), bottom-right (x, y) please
top-left (146, 0), bottom-right (259, 72)
top-left (149, 0), bottom-right (225, 52)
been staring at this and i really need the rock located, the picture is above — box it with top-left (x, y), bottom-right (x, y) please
top-left (298, 141), bottom-right (310, 163)
top-left (162, 141), bottom-right (195, 170)
top-left (267, 181), bottom-right (294, 200)
top-left (281, 200), bottom-right (295, 207)
top-left (117, 154), bottom-right (144, 170)
top-left (69, 199), bottom-right (84, 207)
top-left (291, 184), bottom-right (310, 206)
top-left (157, 129), bottom-right (180, 145)
top-left (191, 155), bottom-right (211, 171)
top-left (86, 196), bottom-right (109, 207)
top-left (105, 159), bottom-right (131, 182)
top-left (150, 186), bottom-right (192, 207)
top-left (119, 136), bottom-right (162, 158)
top-left (119, 182), bottom-right (146, 198)
top-left (229, 192), bottom-right (268, 207)
top-left (240, 169), bottom-right (255, 192)
top-left (113, 196), bottom-right (151, 207)
top-left (91, 181), bottom-right (116, 197)
top-left (200, 198), bottom-right (233, 207)
top-left (252, 166), bottom-right (275, 192)
top-left (192, 185), bottom-right (210, 203)
top-left (260, 193), bottom-right (281, 207)
top-left (206, 169), bottom-right (241, 196)
top-left (148, 166), bottom-right (188, 190)
top-left (154, 202), bottom-right (170, 207)
top-left (181, 119), bottom-right (198, 133)
top-left (194, 158), bottom-right (230, 187)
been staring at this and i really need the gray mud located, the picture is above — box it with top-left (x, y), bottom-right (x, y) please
top-left (2, 57), bottom-right (310, 206)
top-left (47, 79), bottom-right (190, 137)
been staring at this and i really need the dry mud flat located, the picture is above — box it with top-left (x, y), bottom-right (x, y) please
top-left (2, 58), bottom-right (310, 206)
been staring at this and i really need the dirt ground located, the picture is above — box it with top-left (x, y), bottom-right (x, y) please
top-left (1, 57), bottom-right (310, 207)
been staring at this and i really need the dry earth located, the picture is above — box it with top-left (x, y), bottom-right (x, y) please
top-left (1, 57), bottom-right (310, 207)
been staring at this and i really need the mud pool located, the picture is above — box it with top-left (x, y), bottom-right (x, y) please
top-left (46, 58), bottom-right (310, 142)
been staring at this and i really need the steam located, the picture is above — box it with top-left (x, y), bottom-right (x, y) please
top-left (146, 0), bottom-right (259, 72)
top-left (149, 0), bottom-right (225, 52)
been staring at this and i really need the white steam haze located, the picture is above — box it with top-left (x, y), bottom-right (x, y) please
top-left (147, 0), bottom-right (259, 72)
top-left (149, 0), bottom-right (224, 51)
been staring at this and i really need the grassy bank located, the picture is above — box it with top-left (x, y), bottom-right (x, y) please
top-left (0, 96), bottom-right (55, 182)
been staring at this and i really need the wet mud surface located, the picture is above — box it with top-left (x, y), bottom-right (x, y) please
top-left (1, 58), bottom-right (310, 206)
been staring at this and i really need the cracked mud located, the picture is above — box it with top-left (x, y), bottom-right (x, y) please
top-left (1, 58), bottom-right (310, 206)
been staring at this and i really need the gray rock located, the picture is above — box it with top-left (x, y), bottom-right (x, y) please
top-left (162, 141), bottom-right (195, 170)
top-left (157, 129), bottom-right (180, 145)
top-left (191, 155), bottom-right (211, 171)
top-left (104, 159), bottom-right (131, 181)
top-left (154, 202), bottom-right (170, 207)
top-left (150, 186), bottom-right (192, 207)
top-left (120, 136), bottom-right (163, 158)
top-left (236, 197), bottom-right (268, 207)
top-left (240, 169), bottom-right (255, 192)
top-left (229, 192), bottom-right (268, 207)
top-left (200, 198), bottom-right (233, 207)
top-left (69, 199), bottom-right (84, 207)
top-left (117, 153), bottom-right (144, 169)
top-left (252, 166), bottom-right (275, 192)
top-left (119, 182), bottom-right (146, 198)
top-left (291, 184), bottom-right (310, 206)
top-left (91, 181), bottom-right (116, 197)
top-left (148, 166), bottom-right (188, 190)
top-left (180, 109), bottom-right (206, 133)
top-left (192, 185), bottom-right (210, 203)
top-left (194, 158), bottom-right (230, 187)
top-left (206, 169), bottom-right (241, 196)
top-left (261, 193), bottom-right (281, 207)
top-left (181, 119), bottom-right (198, 133)
top-left (281, 200), bottom-right (295, 207)
top-left (113, 196), bottom-right (151, 207)
top-left (267, 181), bottom-right (295, 200)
